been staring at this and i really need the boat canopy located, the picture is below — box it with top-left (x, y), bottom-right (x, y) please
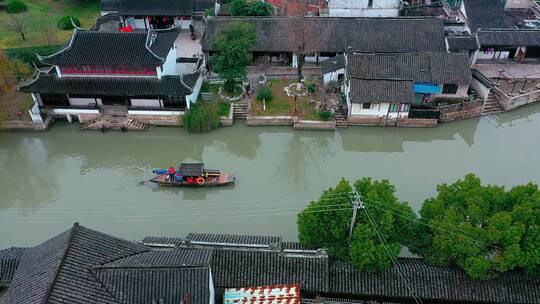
top-left (179, 162), bottom-right (204, 176)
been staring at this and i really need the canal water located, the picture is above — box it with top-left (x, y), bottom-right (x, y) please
top-left (1, 103), bottom-right (540, 248)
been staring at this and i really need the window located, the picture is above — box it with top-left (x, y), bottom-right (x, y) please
top-left (389, 103), bottom-right (398, 112)
top-left (442, 84), bottom-right (458, 94)
top-left (368, 0), bottom-right (374, 8)
top-left (400, 104), bottom-right (410, 112)
top-left (362, 103), bottom-right (371, 110)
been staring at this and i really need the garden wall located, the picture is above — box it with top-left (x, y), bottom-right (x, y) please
top-left (220, 104), bottom-right (234, 126)
top-left (246, 116), bottom-right (294, 126)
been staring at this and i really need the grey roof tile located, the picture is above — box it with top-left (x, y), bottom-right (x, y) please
top-left (0, 248), bottom-right (27, 287)
top-left (3, 229), bottom-right (72, 304)
top-left (329, 258), bottom-right (540, 303)
top-left (211, 249), bottom-right (329, 292)
top-left (350, 79), bottom-right (414, 104)
top-left (463, 0), bottom-right (515, 32)
top-left (447, 35), bottom-right (479, 52)
top-left (92, 266), bottom-right (210, 304)
top-left (321, 54), bottom-right (345, 74)
top-left (105, 249), bottom-right (212, 267)
top-left (477, 29), bottom-right (540, 47)
top-left (40, 28), bottom-right (179, 66)
top-left (118, 0), bottom-right (194, 16)
top-left (19, 72), bottom-right (193, 97)
top-left (348, 52), bottom-right (472, 85)
top-left (204, 17), bottom-right (447, 53)
top-left (141, 236), bottom-right (186, 247)
top-left (187, 233), bottom-right (282, 247)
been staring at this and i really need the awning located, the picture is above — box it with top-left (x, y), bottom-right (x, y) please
top-left (414, 83), bottom-right (441, 94)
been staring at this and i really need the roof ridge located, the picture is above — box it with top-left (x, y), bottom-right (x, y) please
top-left (93, 264), bottom-right (209, 270)
top-left (41, 222), bottom-right (80, 304)
top-left (87, 265), bottom-right (121, 304)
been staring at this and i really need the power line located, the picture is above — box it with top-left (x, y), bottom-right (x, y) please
top-left (361, 200), bottom-right (423, 304)
top-left (0, 205), bottom-right (354, 224)
top-left (0, 192), bottom-right (355, 213)
top-left (361, 198), bottom-right (503, 251)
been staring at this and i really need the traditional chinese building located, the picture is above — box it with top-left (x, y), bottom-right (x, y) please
top-left (101, 0), bottom-right (194, 29)
top-left (19, 26), bottom-right (202, 124)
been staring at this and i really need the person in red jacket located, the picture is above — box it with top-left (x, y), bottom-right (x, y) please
top-left (167, 166), bottom-right (176, 181)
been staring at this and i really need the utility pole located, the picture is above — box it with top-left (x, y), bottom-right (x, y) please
top-left (349, 189), bottom-right (363, 238)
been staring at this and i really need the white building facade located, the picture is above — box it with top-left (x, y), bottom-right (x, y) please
top-left (328, 0), bottom-right (401, 17)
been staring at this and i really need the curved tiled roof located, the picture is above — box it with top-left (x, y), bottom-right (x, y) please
top-left (204, 17), bottom-right (447, 53)
top-left (19, 72), bottom-right (193, 97)
top-left (447, 35), bottom-right (479, 52)
top-left (477, 29), bottom-right (540, 47)
top-left (348, 52), bottom-right (473, 85)
top-left (118, 0), bottom-right (194, 16)
top-left (0, 247), bottom-right (27, 287)
top-left (39, 27), bottom-right (179, 66)
top-left (463, 0), bottom-right (515, 32)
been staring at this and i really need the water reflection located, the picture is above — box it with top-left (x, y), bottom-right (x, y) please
top-left (341, 117), bottom-right (480, 152)
top-left (276, 131), bottom-right (336, 189)
top-left (0, 137), bottom-right (59, 212)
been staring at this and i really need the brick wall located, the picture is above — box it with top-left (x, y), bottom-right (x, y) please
top-left (439, 102), bottom-right (483, 123)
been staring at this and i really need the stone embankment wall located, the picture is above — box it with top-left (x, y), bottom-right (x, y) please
top-left (348, 116), bottom-right (437, 127)
top-left (246, 116), bottom-right (294, 126)
top-left (293, 119), bottom-right (336, 130)
top-left (396, 118), bottom-right (438, 127)
top-left (439, 102), bottom-right (483, 123)
top-left (493, 87), bottom-right (540, 111)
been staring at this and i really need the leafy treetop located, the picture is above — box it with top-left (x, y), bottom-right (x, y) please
top-left (297, 178), bottom-right (416, 272)
top-left (409, 174), bottom-right (540, 280)
top-left (211, 21), bottom-right (256, 92)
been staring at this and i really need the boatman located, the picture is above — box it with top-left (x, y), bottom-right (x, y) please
top-left (167, 166), bottom-right (176, 181)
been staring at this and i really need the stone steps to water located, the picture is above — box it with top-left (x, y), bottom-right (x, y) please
top-left (128, 119), bottom-right (150, 132)
top-left (233, 103), bottom-right (248, 120)
top-left (101, 106), bottom-right (128, 117)
top-left (334, 113), bottom-right (348, 128)
top-left (482, 94), bottom-right (505, 116)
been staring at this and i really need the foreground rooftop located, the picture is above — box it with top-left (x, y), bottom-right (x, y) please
top-left (1, 224), bottom-right (539, 304)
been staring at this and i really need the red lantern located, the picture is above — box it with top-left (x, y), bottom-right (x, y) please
top-left (163, 16), bottom-right (168, 22)
top-left (148, 16), bottom-right (152, 21)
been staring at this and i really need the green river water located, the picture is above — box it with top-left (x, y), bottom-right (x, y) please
top-left (1, 103), bottom-right (540, 248)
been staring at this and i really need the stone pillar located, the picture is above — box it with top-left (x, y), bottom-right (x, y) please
top-left (292, 53), bottom-right (298, 68)
top-left (66, 114), bottom-right (73, 123)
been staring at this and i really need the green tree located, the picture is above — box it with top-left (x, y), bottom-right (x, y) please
top-left (410, 174), bottom-right (540, 280)
top-left (297, 178), bottom-right (416, 271)
top-left (230, 0), bottom-right (272, 16)
top-left (211, 22), bottom-right (255, 92)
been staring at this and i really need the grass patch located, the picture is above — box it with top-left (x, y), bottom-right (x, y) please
top-left (218, 102), bottom-right (230, 117)
top-left (0, 0), bottom-right (100, 48)
top-left (251, 79), bottom-right (320, 119)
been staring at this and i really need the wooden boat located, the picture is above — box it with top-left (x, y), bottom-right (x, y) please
top-left (149, 162), bottom-right (235, 188)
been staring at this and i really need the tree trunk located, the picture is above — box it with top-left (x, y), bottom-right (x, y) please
top-left (297, 53), bottom-right (304, 84)
top-left (20, 32), bottom-right (26, 41)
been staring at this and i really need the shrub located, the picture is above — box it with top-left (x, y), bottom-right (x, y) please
top-left (5, 0), bottom-right (27, 14)
top-left (5, 45), bottom-right (62, 65)
top-left (183, 101), bottom-right (221, 132)
top-left (204, 8), bottom-right (215, 17)
top-left (57, 16), bottom-right (81, 30)
top-left (307, 82), bottom-right (317, 93)
top-left (10, 58), bottom-right (33, 82)
top-left (318, 111), bottom-right (333, 121)
top-left (256, 87), bottom-right (273, 102)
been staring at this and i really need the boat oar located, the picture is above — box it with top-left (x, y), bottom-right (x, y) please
top-left (138, 179), bottom-right (153, 185)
